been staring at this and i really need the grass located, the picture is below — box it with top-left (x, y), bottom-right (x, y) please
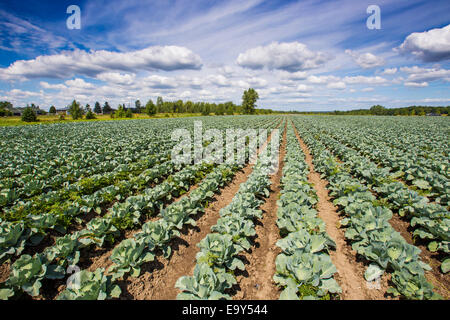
top-left (0, 113), bottom-right (204, 127)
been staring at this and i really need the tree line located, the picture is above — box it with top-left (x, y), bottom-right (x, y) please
top-left (278, 105), bottom-right (450, 116)
top-left (1, 88), bottom-right (273, 122)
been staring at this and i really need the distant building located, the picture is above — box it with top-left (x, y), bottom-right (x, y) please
top-left (10, 108), bottom-right (25, 116)
top-left (55, 108), bottom-right (70, 115)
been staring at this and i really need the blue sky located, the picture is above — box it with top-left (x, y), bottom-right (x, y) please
top-left (0, 0), bottom-right (449, 111)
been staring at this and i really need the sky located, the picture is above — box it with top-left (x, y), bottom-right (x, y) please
top-left (0, 0), bottom-right (449, 112)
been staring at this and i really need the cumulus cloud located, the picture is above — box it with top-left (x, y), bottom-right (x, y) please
top-left (246, 77), bottom-right (268, 88)
top-left (404, 81), bottom-right (428, 88)
top-left (278, 70), bottom-right (308, 80)
top-left (397, 24), bottom-right (450, 62)
top-left (343, 76), bottom-right (387, 85)
top-left (382, 68), bottom-right (397, 75)
top-left (327, 81), bottom-right (346, 90)
top-left (40, 81), bottom-right (67, 90)
top-left (296, 84), bottom-right (311, 92)
top-left (208, 75), bottom-right (232, 87)
top-left (65, 78), bottom-right (95, 89)
top-left (0, 46), bottom-right (203, 80)
top-left (142, 75), bottom-right (178, 89)
top-left (400, 66), bottom-right (450, 83)
top-left (345, 50), bottom-right (385, 69)
top-left (307, 75), bottom-right (340, 84)
top-left (96, 72), bottom-right (136, 85)
top-left (237, 42), bottom-right (330, 72)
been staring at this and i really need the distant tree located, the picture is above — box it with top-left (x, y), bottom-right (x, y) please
top-left (125, 108), bottom-right (133, 118)
top-left (369, 105), bottom-right (387, 115)
top-left (94, 101), bottom-right (102, 114)
top-left (0, 101), bottom-right (13, 112)
top-left (145, 99), bottom-right (156, 116)
top-left (21, 106), bottom-right (37, 122)
top-left (115, 104), bottom-right (127, 118)
top-left (185, 101), bottom-right (194, 113)
top-left (85, 109), bottom-right (96, 119)
top-left (68, 100), bottom-right (83, 120)
top-left (156, 96), bottom-right (163, 113)
top-left (135, 100), bottom-right (142, 113)
top-left (216, 104), bottom-right (225, 115)
top-left (201, 104), bottom-right (211, 116)
top-left (103, 101), bottom-right (113, 114)
top-left (49, 106), bottom-right (56, 114)
top-left (242, 88), bottom-right (259, 114)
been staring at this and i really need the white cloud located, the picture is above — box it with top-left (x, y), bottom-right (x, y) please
top-left (382, 68), bottom-right (397, 75)
top-left (237, 41), bottom-right (330, 72)
top-left (296, 84), bottom-right (311, 92)
top-left (208, 75), bottom-right (231, 87)
top-left (327, 81), bottom-right (346, 90)
top-left (96, 72), bottom-right (136, 85)
top-left (404, 81), bottom-right (428, 87)
top-left (343, 76), bottom-right (387, 85)
top-left (400, 66), bottom-right (450, 83)
top-left (307, 75), bottom-right (340, 84)
top-left (361, 87), bottom-right (374, 92)
top-left (0, 46), bottom-right (203, 80)
top-left (246, 77), bottom-right (268, 88)
top-left (345, 50), bottom-right (385, 69)
top-left (278, 70), bottom-right (308, 80)
top-left (65, 78), bottom-right (95, 89)
top-left (142, 75), bottom-right (178, 89)
top-left (397, 24), bottom-right (450, 62)
top-left (40, 81), bottom-right (67, 90)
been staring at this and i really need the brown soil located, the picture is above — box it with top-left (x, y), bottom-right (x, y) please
top-left (0, 262), bottom-right (10, 283)
top-left (232, 123), bottom-right (286, 300)
top-left (389, 214), bottom-right (450, 299)
top-left (293, 122), bottom-right (389, 300)
top-left (120, 119), bottom-right (285, 300)
top-left (40, 179), bottom-right (204, 300)
top-left (122, 166), bottom-right (254, 299)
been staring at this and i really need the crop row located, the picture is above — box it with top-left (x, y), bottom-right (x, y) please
top-left (175, 123), bottom-right (284, 300)
top-left (273, 122), bottom-right (341, 300)
top-left (294, 117), bottom-right (449, 274)
top-left (293, 118), bottom-right (441, 300)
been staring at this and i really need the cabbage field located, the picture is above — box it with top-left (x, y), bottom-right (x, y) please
top-left (0, 115), bottom-right (448, 300)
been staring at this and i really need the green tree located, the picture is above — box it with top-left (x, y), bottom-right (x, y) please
top-left (135, 100), bottom-right (142, 113)
top-left (201, 104), bottom-right (211, 116)
top-left (86, 110), bottom-right (96, 119)
top-left (49, 106), bottom-right (56, 114)
top-left (68, 100), bottom-right (83, 120)
top-left (156, 96), bottom-right (163, 113)
top-left (21, 106), bottom-right (37, 122)
top-left (103, 101), bottom-right (113, 114)
top-left (94, 101), bottom-right (102, 114)
top-left (115, 104), bottom-right (127, 118)
top-left (369, 105), bottom-right (387, 115)
top-left (145, 99), bottom-right (156, 116)
top-left (242, 88), bottom-right (259, 114)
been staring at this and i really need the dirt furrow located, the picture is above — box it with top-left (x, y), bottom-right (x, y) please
top-left (292, 123), bottom-right (388, 300)
top-left (389, 214), bottom-right (450, 299)
top-left (122, 165), bottom-right (255, 299)
top-left (233, 123), bottom-right (286, 300)
top-left (120, 120), bottom-right (285, 300)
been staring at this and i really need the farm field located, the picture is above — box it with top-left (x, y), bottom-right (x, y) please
top-left (0, 115), bottom-right (448, 300)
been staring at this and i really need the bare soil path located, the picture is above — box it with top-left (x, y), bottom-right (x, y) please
top-left (120, 119), bottom-right (285, 300)
top-left (232, 122), bottom-right (286, 300)
top-left (292, 122), bottom-right (388, 300)
top-left (389, 214), bottom-right (450, 299)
